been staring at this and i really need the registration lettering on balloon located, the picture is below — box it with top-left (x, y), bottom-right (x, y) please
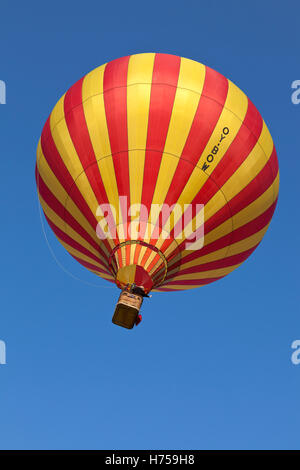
top-left (202, 127), bottom-right (230, 172)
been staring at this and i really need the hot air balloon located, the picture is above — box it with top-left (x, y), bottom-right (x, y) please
top-left (36, 53), bottom-right (279, 329)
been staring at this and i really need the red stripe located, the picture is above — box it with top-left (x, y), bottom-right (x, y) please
top-left (103, 56), bottom-right (130, 154)
top-left (103, 56), bottom-right (130, 236)
top-left (134, 265), bottom-right (154, 291)
top-left (41, 117), bottom-right (75, 193)
top-left (140, 54), bottom-right (181, 213)
top-left (172, 200), bottom-right (277, 270)
top-left (133, 244), bottom-right (142, 265)
top-left (40, 117), bottom-right (101, 242)
top-left (209, 98), bottom-right (263, 186)
top-left (162, 66), bottom-right (229, 208)
top-left (36, 167), bottom-right (108, 262)
top-left (64, 78), bottom-right (117, 252)
top-left (204, 148), bottom-right (278, 236)
top-left (138, 54), bottom-right (181, 264)
top-left (242, 97), bottom-right (266, 141)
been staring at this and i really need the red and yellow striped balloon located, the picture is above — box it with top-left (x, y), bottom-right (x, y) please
top-left (36, 53), bottom-right (279, 293)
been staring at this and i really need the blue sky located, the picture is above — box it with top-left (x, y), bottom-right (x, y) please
top-left (0, 0), bottom-right (299, 450)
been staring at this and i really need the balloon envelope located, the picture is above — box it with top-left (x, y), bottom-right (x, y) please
top-left (36, 53), bottom-right (279, 293)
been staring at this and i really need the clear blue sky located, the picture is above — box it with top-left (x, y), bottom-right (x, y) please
top-left (0, 0), bottom-right (299, 450)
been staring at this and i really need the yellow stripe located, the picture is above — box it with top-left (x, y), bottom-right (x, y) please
top-left (116, 265), bottom-right (137, 285)
top-left (127, 53), bottom-right (155, 209)
top-left (154, 284), bottom-right (202, 291)
top-left (49, 94), bottom-right (66, 131)
top-left (82, 64), bottom-right (123, 235)
top-left (121, 246), bottom-right (127, 266)
top-left (151, 58), bottom-right (205, 210)
top-left (177, 57), bottom-right (207, 94)
top-left (126, 54), bottom-right (155, 262)
top-left (82, 64), bottom-right (107, 98)
top-left (168, 225), bottom-right (269, 277)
